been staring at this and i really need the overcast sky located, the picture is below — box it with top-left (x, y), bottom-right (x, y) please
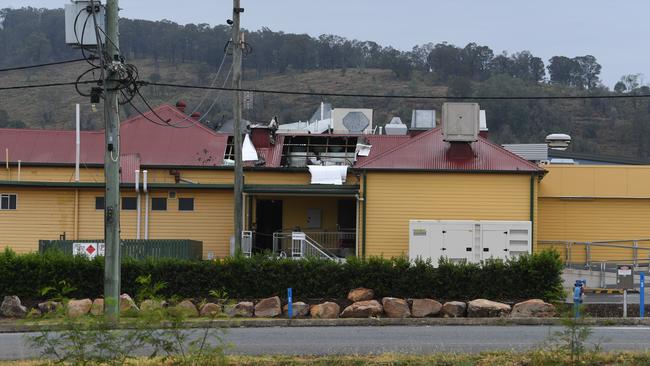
top-left (1, 0), bottom-right (647, 87)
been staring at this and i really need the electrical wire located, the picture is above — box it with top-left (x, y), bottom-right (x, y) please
top-left (192, 54), bottom-right (229, 112)
top-left (4, 79), bottom-right (650, 102)
top-left (0, 80), bottom-right (96, 91)
top-left (0, 58), bottom-right (90, 72)
top-left (139, 81), bottom-right (650, 101)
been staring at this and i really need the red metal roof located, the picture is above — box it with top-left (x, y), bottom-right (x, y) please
top-left (355, 128), bottom-right (544, 173)
top-left (0, 105), bottom-right (542, 174)
top-left (0, 105), bottom-right (227, 168)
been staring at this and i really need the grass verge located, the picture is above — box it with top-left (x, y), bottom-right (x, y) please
top-left (2, 352), bottom-right (650, 365)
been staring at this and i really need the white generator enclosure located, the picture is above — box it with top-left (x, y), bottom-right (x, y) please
top-left (409, 220), bottom-right (531, 265)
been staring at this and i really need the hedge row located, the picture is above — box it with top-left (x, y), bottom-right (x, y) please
top-left (0, 249), bottom-right (564, 302)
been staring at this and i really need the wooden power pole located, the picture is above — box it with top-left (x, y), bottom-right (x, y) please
top-left (232, 0), bottom-right (244, 252)
top-left (103, 0), bottom-right (121, 322)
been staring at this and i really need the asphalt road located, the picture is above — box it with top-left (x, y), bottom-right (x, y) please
top-left (2, 325), bottom-right (650, 360)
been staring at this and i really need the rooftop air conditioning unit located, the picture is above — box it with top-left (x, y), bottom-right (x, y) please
top-left (65, 1), bottom-right (106, 46)
top-left (442, 103), bottom-right (479, 142)
top-left (331, 108), bottom-right (373, 134)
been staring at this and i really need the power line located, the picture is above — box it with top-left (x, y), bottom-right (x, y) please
top-left (0, 80), bottom-right (96, 91)
top-left (0, 58), bottom-right (90, 73)
top-left (4, 78), bottom-right (650, 102)
top-left (141, 81), bottom-right (650, 101)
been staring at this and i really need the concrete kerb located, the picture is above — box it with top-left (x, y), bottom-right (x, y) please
top-left (2, 317), bottom-right (650, 333)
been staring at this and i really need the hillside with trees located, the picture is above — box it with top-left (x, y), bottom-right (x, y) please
top-left (1, 7), bottom-right (650, 158)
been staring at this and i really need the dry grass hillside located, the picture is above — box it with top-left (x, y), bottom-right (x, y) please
top-left (0, 59), bottom-right (447, 131)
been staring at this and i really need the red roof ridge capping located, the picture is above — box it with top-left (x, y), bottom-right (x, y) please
top-left (354, 127), bottom-right (438, 168)
top-left (119, 104), bottom-right (219, 136)
top-left (355, 127), bottom-right (545, 173)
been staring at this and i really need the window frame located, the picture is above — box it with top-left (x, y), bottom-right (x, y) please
top-left (95, 196), bottom-right (105, 210)
top-left (151, 197), bottom-right (168, 211)
top-left (178, 197), bottom-right (195, 211)
top-left (0, 193), bottom-right (17, 210)
top-left (121, 196), bottom-right (138, 210)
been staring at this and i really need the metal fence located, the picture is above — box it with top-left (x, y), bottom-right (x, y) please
top-left (241, 231), bottom-right (253, 257)
top-left (272, 232), bottom-right (340, 260)
top-left (39, 239), bottom-right (203, 260)
top-left (278, 230), bottom-right (355, 257)
top-left (538, 239), bottom-right (650, 268)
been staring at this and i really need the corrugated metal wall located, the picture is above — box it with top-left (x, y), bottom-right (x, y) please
top-left (364, 172), bottom-right (532, 258)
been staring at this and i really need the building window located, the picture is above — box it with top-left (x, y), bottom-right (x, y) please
top-left (95, 197), bottom-right (105, 210)
top-left (151, 197), bottom-right (167, 211)
top-left (0, 194), bottom-right (17, 210)
top-left (122, 197), bottom-right (137, 210)
top-left (178, 197), bottom-right (194, 211)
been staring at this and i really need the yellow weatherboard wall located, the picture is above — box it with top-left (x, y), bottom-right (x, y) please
top-left (0, 187), bottom-right (233, 258)
top-left (364, 172), bottom-right (534, 258)
top-left (0, 187), bottom-right (75, 253)
top-left (538, 165), bottom-right (650, 262)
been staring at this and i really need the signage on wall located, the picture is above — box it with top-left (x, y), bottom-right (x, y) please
top-left (72, 242), bottom-right (105, 258)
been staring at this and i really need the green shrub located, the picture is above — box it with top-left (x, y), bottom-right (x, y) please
top-left (0, 248), bottom-right (564, 302)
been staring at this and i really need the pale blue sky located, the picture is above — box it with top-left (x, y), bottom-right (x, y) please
top-left (1, 0), bottom-right (646, 87)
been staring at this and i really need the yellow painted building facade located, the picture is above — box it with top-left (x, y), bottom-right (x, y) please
top-left (538, 165), bottom-right (650, 261)
top-left (0, 164), bottom-right (362, 258)
top-left (363, 172), bottom-right (538, 258)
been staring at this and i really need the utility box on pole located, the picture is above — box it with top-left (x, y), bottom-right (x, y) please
top-left (64, 1), bottom-right (106, 46)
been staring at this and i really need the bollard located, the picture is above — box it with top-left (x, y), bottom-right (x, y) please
top-left (641, 272), bottom-right (645, 319)
top-left (287, 288), bottom-right (293, 319)
top-left (623, 289), bottom-right (628, 318)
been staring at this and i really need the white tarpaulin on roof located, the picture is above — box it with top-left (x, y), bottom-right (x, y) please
top-left (242, 134), bottom-right (259, 161)
top-left (308, 165), bottom-right (347, 185)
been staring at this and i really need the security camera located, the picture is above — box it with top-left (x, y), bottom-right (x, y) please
top-left (226, 19), bottom-right (234, 25)
top-left (545, 133), bottom-right (571, 151)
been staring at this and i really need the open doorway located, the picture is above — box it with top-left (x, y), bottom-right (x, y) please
top-left (337, 199), bottom-right (357, 255)
top-left (255, 199), bottom-right (283, 251)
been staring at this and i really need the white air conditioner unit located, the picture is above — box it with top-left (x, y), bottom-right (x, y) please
top-left (65, 1), bottom-right (106, 46)
top-left (331, 108), bottom-right (373, 134)
top-left (442, 103), bottom-right (480, 142)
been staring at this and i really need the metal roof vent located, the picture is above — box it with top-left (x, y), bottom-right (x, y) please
top-left (442, 103), bottom-right (479, 143)
top-left (384, 117), bottom-right (408, 135)
top-left (546, 133), bottom-right (571, 151)
top-left (411, 109), bottom-right (436, 129)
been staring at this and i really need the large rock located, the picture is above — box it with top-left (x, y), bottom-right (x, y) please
top-left (340, 300), bottom-right (383, 318)
top-left (119, 294), bottom-right (139, 314)
top-left (226, 302), bottom-right (254, 318)
top-left (382, 297), bottom-right (410, 318)
top-left (347, 288), bottom-right (374, 302)
top-left (467, 299), bottom-right (511, 318)
top-left (254, 296), bottom-right (282, 318)
top-left (140, 299), bottom-right (167, 313)
top-left (90, 299), bottom-right (104, 316)
top-left (67, 299), bottom-right (92, 318)
top-left (441, 301), bottom-right (467, 318)
top-left (309, 302), bottom-right (340, 319)
top-left (37, 301), bottom-right (62, 315)
top-left (283, 302), bottom-right (310, 318)
top-left (199, 303), bottom-right (222, 317)
top-left (511, 299), bottom-right (556, 318)
top-left (175, 300), bottom-right (199, 317)
top-left (1, 296), bottom-right (28, 318)
top-left (411, 299), bottom-right (442, 318)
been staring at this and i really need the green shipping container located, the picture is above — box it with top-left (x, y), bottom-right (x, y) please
top-left (38, 239), bottom-right (203, 261)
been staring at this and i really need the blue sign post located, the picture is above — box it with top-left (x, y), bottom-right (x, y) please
top-left (641, 272), bottom-right (645, 319)
top-left (287, 288), bottom-right (293, 319)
